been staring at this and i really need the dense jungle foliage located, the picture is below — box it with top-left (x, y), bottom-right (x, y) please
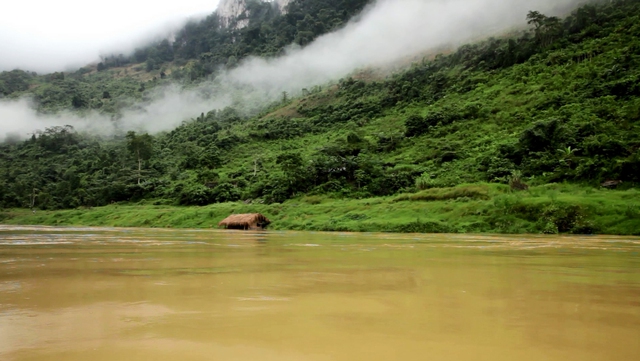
top-left (1, 0), bottom-right (639, 218)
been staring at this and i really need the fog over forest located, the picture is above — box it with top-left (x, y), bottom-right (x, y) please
top-left (1, 0), bottom-right (584, 140)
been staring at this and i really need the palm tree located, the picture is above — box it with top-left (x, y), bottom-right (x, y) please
top-left (508, 170), bottom-right (528, 191)
top-left (557, 146), bottom-right (578, 167)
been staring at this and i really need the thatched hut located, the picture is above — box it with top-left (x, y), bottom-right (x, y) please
top-left (218, 213), bottom-right (271, 230)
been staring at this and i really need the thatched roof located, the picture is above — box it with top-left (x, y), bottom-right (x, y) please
top-left (218, 213), bottom-right (271, 227)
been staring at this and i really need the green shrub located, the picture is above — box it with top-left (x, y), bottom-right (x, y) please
top-left (394, 220), bottom-right (454, 233)
top-left (302, 195), bottom-right (324, 205)
top-left (537, 202), bottom-right (597, 234)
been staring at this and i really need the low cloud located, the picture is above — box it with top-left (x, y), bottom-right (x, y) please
top-left (1, 0), bottom-right (583, 141)
top-left (0, 85), bottom-right (233, 139)
top-left (0, 1), bottom-right (218, 73)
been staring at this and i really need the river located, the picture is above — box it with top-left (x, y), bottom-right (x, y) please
top-left (0, 226), bottom-right (639, 361)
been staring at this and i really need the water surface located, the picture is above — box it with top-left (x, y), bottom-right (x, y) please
top-left (1, 226), bottom-right (639, 361)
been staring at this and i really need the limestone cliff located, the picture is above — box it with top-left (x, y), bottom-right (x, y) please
top-left (217, 0), bottom-right (292, 29)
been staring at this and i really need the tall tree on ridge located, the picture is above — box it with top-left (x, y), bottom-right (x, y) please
top-left (125, 131), bottom-right (154, 185)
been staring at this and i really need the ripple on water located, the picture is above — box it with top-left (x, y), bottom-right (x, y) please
top-left (235, 296), bottom-right (290, 302)
top-left (0, 241), bottom-right (74, 245)
top-left (0, 281), bottom-right (22, 293)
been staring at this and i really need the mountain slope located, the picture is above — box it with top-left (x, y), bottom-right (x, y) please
top-left (0, 0), bottom-right (372, 114)
top-left (1, 0), bottom-right (640, 234)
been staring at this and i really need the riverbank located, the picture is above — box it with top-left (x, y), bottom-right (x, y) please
top-left (2, 184), bottom-right (639, 235)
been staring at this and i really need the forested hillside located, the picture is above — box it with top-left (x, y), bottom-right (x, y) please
top-left (0, 0), bottom-right (371, 114)
top-left (1, 0), bottom-right (640, 234)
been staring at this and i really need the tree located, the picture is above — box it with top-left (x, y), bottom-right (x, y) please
top-left (71, 94), bottom-right (87, 108)
top-left (527, 10), bottom-right (563, 48)
top-left (146, 58), bottom-right (156, 72)
top-left (276, 152), bottom-right (309, 196)
top-left (527, 11), bottom-right (547, 30)
top-left (0, 70), bottom-right (32, 95)
top-left (558, 146), bottom-right (578, 168)
top-left (125, 132), bottom-right (154, 185)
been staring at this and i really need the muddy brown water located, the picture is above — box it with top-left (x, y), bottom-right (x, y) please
top-left (0, 226), bottom-right (639, 361)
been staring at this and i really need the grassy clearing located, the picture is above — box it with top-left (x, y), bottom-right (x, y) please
top-left (393, 185), bottom-right (491, 202)
top-left (2, 184), bottom-right (639, 235)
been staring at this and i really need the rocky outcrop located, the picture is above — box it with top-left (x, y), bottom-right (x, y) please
top-left (274, 0), bottom-right (292, 13)
top-left (217, 0), bottom-right (249, 28)
top-left (217, 0), bottom-right (292, 29)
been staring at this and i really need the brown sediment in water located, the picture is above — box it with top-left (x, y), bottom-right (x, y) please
top-left (0, 226), bottom-right (639, 361)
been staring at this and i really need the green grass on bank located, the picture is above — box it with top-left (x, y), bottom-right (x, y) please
top-left (2, 184), bottom-right (639, 235)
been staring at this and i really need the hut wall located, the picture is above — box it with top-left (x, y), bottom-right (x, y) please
top-left (218, 213), bottom-right (270, 230)
top-left (223, 221), bottom-right (266, 230)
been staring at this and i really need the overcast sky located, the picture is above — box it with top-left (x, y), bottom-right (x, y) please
top-left (0, 0), bottom-right (221, 73)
